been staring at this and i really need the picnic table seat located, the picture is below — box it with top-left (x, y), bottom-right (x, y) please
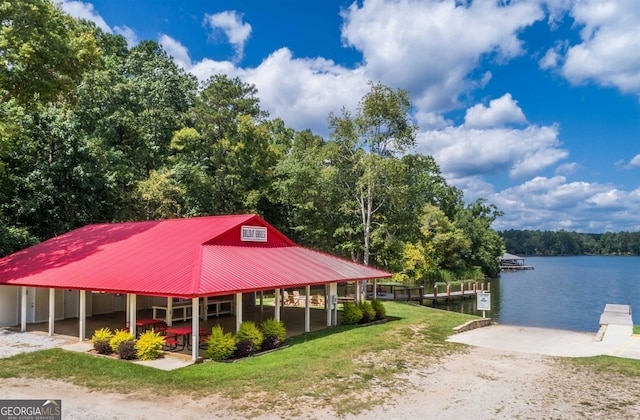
top-left (163, 335), bottom-right (182, 351)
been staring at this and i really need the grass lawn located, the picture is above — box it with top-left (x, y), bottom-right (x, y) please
top-left (1, 302), bottom-right (640, 415)
top-left (0, 302), bottom-right (473, 414)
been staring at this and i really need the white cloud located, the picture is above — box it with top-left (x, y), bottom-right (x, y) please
top-left (417, 121), bottom-right (567, 180)
top-left (204, 11), bottom-right (252, 63)
top-left (159, 35), bottom-right (192, 71)
top-left (614, 153), bottom-right (640, 170)
top-left (489, 177), bottom-right (640, 232)
top-left (539, 48), bottom-right (559, 70)
top-left (114, 25), bottom-right (137, 47)
top-left (59, 0), bottom-right (111, 33)
top-left (555, 162), bottom-right (578, 176)
top-left (464, 93), bottom-right (526, 128)
top-left (560, 1), bottom-right (640, 94)
top-left (340, 0), bottom-right (545, 111)
top-left (243, 49), bottom-right (368, 134)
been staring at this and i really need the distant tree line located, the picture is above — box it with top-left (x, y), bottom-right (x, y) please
top-left (500, 230), bottom-right (640, 256)
top-left (0, 1), bottom-right (506, 280)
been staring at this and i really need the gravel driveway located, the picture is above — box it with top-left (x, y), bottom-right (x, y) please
top-left (0, 328), bottom-right (71, 359)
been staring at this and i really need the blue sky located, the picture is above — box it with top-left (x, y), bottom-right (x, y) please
top-left (61, 0), bottom-right (640, 233)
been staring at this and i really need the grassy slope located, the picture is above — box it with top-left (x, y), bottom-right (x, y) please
top-left (1, 302), bottom-right (639, 415)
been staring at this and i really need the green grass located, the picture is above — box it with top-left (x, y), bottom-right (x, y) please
top-left (634, 325), bottom-right (640, 335)
top-left (4, 302), bottom-right (640, 416)
top-left (570, 355), bottom-right (640, 378)
top-left (0, 302), bottom-right (472, 414)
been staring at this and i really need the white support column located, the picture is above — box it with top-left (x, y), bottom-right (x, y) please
top-left (373, 279), bottom-right (377, 300)
top-left (79, 290), bottom-right (86, 342)
top-left (235, 293), bottom-right (242, 332)
top-left (191, 297), bottom-right (199, 361)
top-left (20, 286), bottom-right (29, 332)
top-left (274, 288), bottom-right (281, 321)
top-left (304, 285), bottom-right (310, 332)
top-left (128, 294), bottom-right (137, 336)
top-left (20, 287), bottom-right (27, 332)
top-left (48, 288), bottom-right (55, 336)
top-left (259, 291), bottom-right (264, 312)
top-left (329, 282), bottom-right (338, 326)
top-left (326, 284), bottom-right (331, 326)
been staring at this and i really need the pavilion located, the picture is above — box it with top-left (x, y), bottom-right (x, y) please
top-left (0, 214), bottom-right (392, 360)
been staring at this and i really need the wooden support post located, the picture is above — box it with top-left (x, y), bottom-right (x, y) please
top-left (419, 286), bottom-right (424, 306)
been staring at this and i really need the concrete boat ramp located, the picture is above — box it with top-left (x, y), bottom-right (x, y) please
top-left (448, 304), bottom-right (640, 360)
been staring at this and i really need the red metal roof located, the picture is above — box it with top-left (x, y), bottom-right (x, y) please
top-left (0, 214), bottom-right (391, 297)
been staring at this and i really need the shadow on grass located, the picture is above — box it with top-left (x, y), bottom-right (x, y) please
top-left (285, 316), bottom-right (403, 346)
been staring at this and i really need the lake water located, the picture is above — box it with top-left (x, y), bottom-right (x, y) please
top-left (441, 256), bottom-right (640, 332)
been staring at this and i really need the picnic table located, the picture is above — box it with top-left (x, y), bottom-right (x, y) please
top-left (135, 318), bottom-right (165, 334)
top-left (165, 326), bottom-right (192, 350)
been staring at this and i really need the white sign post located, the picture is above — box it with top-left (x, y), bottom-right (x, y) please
top-left (477, 291), bottom-right (491, 319)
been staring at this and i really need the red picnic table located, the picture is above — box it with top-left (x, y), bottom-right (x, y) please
top-left (165, 326), bottom-right (208, 351)
top-left (135, 318), bottom-right (166, 335)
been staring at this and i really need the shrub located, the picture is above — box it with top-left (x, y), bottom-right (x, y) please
top-left (236, 321), bottom-right (263, 351)
top-left (370, 299), bottom-right (386, 320)
top-left (261, 335), bottom-right (281, 351)
top-left (341, 301), bottom-right (363, 325)
top-left (135, 330), bottom-right (165, 361)
top-left (110, 329), bottom-right (135, 353)
top-left (117, 340), bottom-right (137, 360)
top-left (259, 318), bottom-right (286, 350)
top-left (234, 340), bottom-right (254, 359)
top-left (358, 301), bottom-right (376, 324)
top-left (204, 325), bottom-right (236, 361)
top-left (91, 327), bottom-right (114, 355)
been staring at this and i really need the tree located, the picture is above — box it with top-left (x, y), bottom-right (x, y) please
top-left (328, 82), bottom-right (417, 267)
top-left (0, 1), bottom-right (99, 105)
top-left (72, 37), bottom-right (197, 221)
top-left (454, 199), bottom-right (505, 277)
top-left (1, 104), bottom-right (111, 239)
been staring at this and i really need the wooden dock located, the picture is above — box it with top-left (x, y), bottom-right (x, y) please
top-left (500, 265), bottom-right (534, 271)
top-left (422, 282), bottom-right (489, 306)
top-left (375, 281), bottom-right (490, 307)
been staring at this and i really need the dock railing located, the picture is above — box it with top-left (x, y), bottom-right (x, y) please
top-left (392, 286), bottom-right (424, 305)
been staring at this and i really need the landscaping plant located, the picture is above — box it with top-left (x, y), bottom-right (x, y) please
top-left (236, 321), bottom-right (264, 351)
top-left (135, 330), bottom-right (165, 361)
top-left (370, 299), bottom-right (386, 320)
top-left (109, 329), bottom-right (135, 354)
top-left (234, 340), bottom-right (254, 359)
top-left (341, 301), bottom-right (363, 325)
top-left (204, 325), bottom-right (236, 361)
top-left (358, 301), bottom-right (376, 323)
top-left (117, 340), bottom-right (137, 360)
top-left (259, 317), bottom-right (286, 350)
top-left (91, 327), bottom-right (114, 355)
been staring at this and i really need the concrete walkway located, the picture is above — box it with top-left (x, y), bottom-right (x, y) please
top-left (61, 340), bottom-right (194, 371)
top-left (449, 303), bottom-right (640, 359)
